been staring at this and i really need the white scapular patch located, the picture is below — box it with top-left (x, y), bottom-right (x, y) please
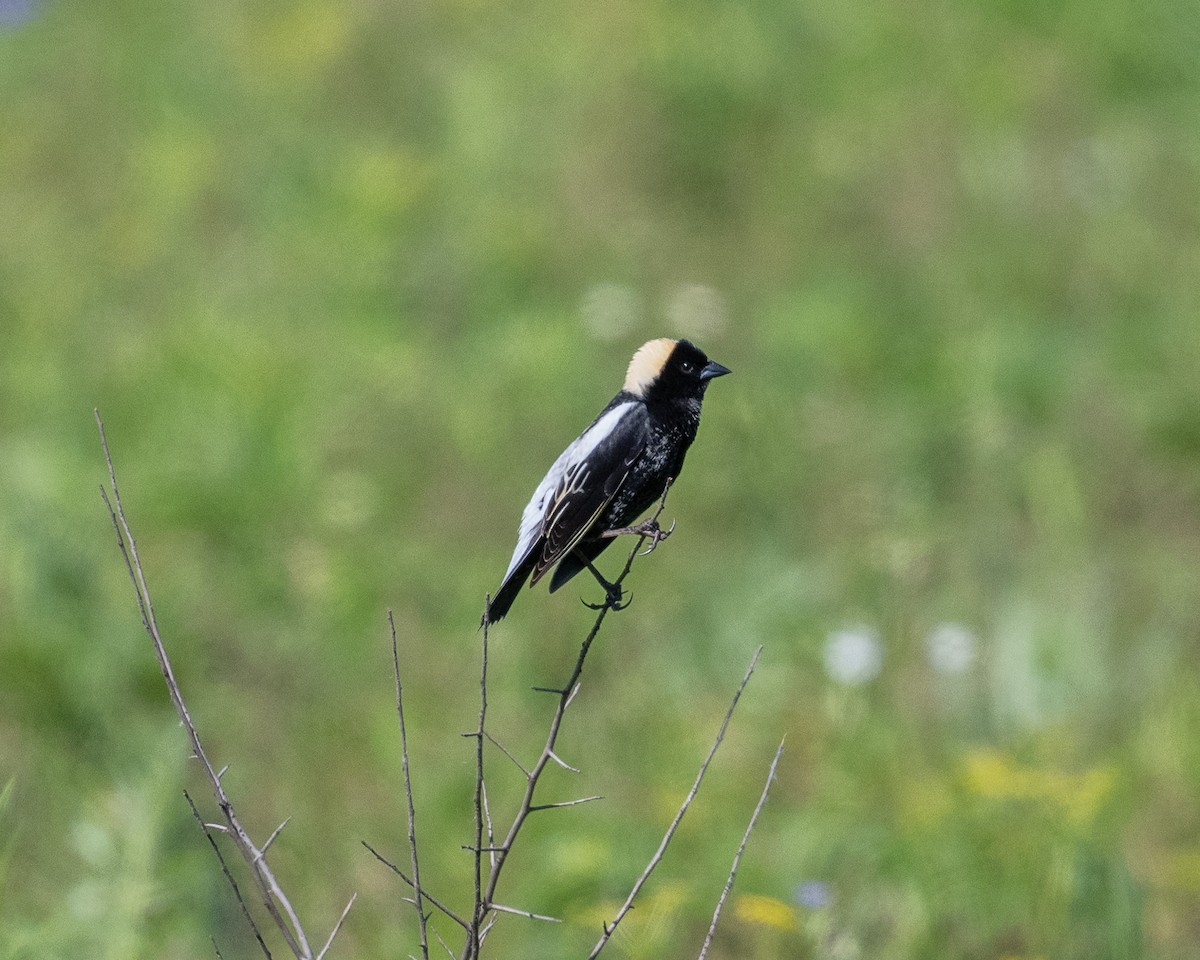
top-left (623, 338), bottom-right (677, 397)
top-left (502, 402), bottom-right (636, 582)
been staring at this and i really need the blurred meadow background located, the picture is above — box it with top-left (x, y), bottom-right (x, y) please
top-left (2, 0), bottom-right (1200, 957)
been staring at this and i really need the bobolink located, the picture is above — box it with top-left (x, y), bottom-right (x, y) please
top-left (486, 338), bottom-right (730, 624)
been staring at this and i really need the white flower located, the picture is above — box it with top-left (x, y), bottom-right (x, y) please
top-left (824, 626), bottom-right (883, 685)
top-left (666, 284), bottom-right (728, 339)
top-left (926, 622), bottom-right (977, 675)
top-left (581, 283), bottom-right (641, 341)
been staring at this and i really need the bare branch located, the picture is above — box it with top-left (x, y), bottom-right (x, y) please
top-left (483, 731), bottom-right (530, 778)
top-left (259, 818), bottom-right (291, 859)
top-left (488, 903), bottom-right (562, 923)
top-left (432, 929), bottom-right (456, 959)
top-left (697, 737), bottom-right (786, 960)
top-left (472, 481), bottom-right (678, 948)
top-left (481, 780), bottom-right (497, 872)
top-left (360, 841), bottom-right (470, 932)
top-left (467, 604), bottom-right (491, 959)
top-left (546, 750), bottom-right (580, 774)
top-left (389, 610), bottom-right (430, 960)
top-left (587, 645), bottom-right (764, 959)
top-left (96, 411), bottom-right (330, 959)
top-left (528, 795), bottom-right (602, 813)
top-left (185, 790), bottom-right (273, 960)
top-left (315, 894), bottom-right (358, 960)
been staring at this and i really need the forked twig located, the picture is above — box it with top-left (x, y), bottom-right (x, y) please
top-left (477, 484), bottom-right (677, 928)
top-left (360, 842), bottom-right (469, 931)
top-left (696, 737), bottom-right (786, 959)
top-left (587, 646), bottom-right (764, 959)
top-left (373, 476), bottom-right (770, 959)
top-left (315, 895), bottom-right (357, 960)
top-left (95, 410), bottom-right (352, 960)
top-left (260, 818), bottom-right (291, 858)
top-left (433, 929), bottom-right (457, 959)
top-left (528, 795), bottom-right (602, 812)
top-left (488, 903), bottom-right (561, 923)
top-left (448, 483), bottom-right (679, 955)
top-left (184, 790), bottom-right (273, 960)
top-left (390, 610), bottom-right (430, 960)
top-left (482, 732), bottom-right (529, 777)
top-left (468, 604), bottom-right (491, 958)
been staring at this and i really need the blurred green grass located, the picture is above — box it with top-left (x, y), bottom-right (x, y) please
top-left (2, 0), bottom-right (1200, 957)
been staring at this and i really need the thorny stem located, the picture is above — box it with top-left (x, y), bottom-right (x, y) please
top-left (467, 603), bottom-right (490, 958)
top-left (95, 410), bottom-right (345, 960)
top-left (184, 790), bottom-right (274, 960)
top-left (696, 737), bottom-right (786, 960)
top-left (390, 610), bottom-right (430, 960)
top-left (587, 645), bottom-right (764, 959)
top-left (473, 483), bottom-right (676, 947)
top-left (360, 842), bottom-right (469, 931)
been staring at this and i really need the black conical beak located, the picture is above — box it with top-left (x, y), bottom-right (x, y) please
top-left (700, 360), bottom-right (731, 381)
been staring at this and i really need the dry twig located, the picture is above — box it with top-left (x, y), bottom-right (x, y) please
top-left (587, 645), bottom-right (763, 959)
top-left (696, 737), bottom-right (786, 959)
top-left (474, 483), bottom-right (678, 945)
top-left (361, 842), bottom-right (469, 931)
top-left (371, 478), bottom-right (777, 960)
top-left (184, 790), bottom-right (273, 960)
top-left (467, 602), bottom-right (491, 958)
top-left (95, 410), bottom-right (352, 960)
top-left (390, 610), bottom-right (430, 960)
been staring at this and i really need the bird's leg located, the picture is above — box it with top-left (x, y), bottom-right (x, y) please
top-left (576, 552), bottom-right (630, 611)
top-left (599, 516), bottom-right (676, 555)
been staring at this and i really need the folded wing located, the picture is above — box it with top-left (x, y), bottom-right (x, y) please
top-left (491, 401), bottom-right (646, 616)
top-left (530, 422), bottom-right (645, 585)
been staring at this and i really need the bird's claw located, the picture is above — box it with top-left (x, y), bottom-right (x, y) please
top-left (581, 583), bottom-right (631, 612)
top-left (638, 517), bottom-right (676, 556)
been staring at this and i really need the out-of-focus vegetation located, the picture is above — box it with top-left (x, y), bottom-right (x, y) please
top-left (2, 0), bottom-right (1199, 957)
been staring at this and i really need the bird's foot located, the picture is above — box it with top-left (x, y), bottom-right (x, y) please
top-left (638, 516), bottom-right (675, 555)
top-left (601, 516), bottom-right (676, 555)
top-left (581, 578), bottom-right (631, 612)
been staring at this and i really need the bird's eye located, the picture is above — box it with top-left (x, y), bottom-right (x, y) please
top-left (680, 361), bottom-right (695, 374)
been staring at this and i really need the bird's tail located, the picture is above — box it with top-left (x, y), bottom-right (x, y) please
top-left (483, 555), bottom-right (535, 625)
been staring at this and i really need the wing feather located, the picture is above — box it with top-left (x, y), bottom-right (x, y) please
top-left (530, 412), bottom-right (646, 585)
top-left (498, 400), bottom-right (641, 587)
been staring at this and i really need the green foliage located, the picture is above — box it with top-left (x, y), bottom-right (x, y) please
top-left (2, 0), bottom-right (1199, 957)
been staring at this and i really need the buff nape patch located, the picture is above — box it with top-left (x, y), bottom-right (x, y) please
top-left (623, 338), bottom-right (677, 396)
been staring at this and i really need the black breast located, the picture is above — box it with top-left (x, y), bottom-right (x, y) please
top-left (600, 400), bottom-right (701, 529)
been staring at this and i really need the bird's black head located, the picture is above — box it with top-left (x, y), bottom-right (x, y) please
top-left (623, 338), bottom-right (731, 405)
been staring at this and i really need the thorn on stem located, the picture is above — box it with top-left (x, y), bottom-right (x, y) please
top-left (546, 749), bottom-right (580, 773)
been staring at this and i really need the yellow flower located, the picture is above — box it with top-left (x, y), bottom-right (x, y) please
top-left (962, 749), bottom-right (1024, 798)
top-left (960, 749), bottom-right (1116, 827)
top-left (734, 893), bottom-right (798, 931)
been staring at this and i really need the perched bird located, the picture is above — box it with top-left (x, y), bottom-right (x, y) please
top-left (485, 338), bottom-right (730, 624)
